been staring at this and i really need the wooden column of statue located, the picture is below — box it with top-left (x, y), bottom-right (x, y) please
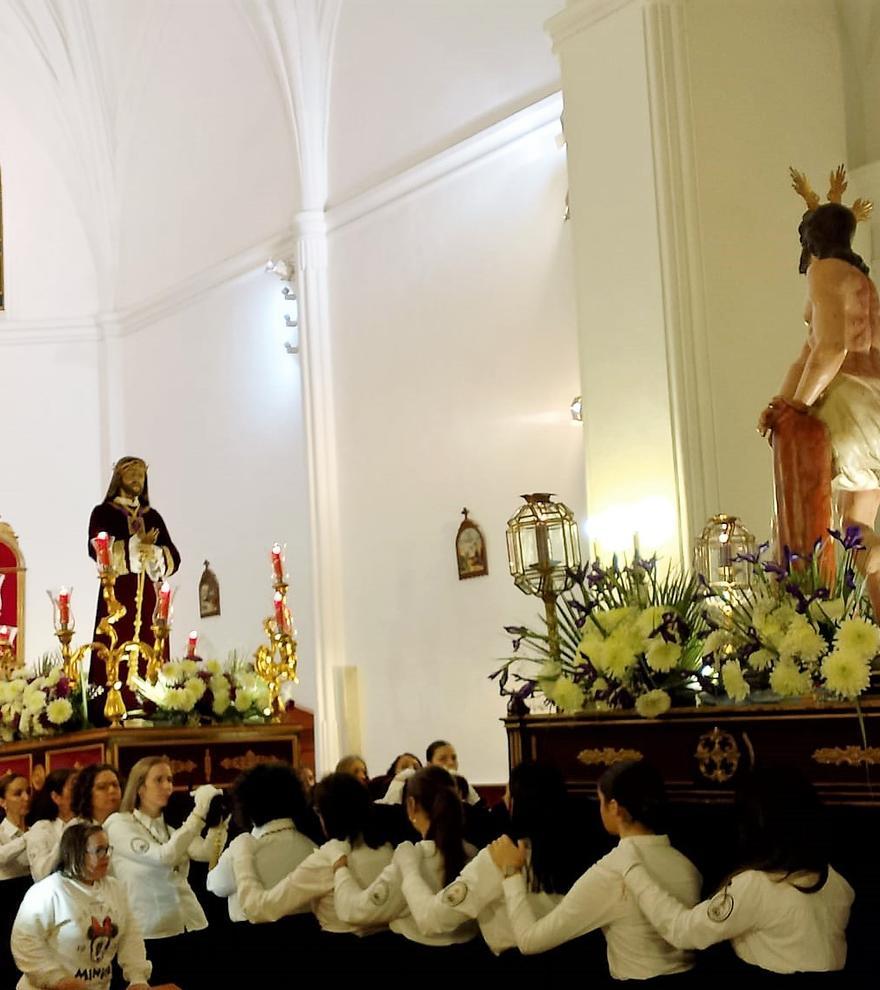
top-left (0, 516), bottom-right (25, 676)
top-left (759, 166), bottom-right (878, 603)
top-left (87, 457), bottom-right (180, 723)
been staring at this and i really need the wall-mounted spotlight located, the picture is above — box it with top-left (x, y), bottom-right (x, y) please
top-left (284, 314), bottom-right (297, 328)
top-left (282, 286), bottom-right (297, 302)
top-left (284, 341), bottom-right (299, 355)
top-left (570, 395), bottom-right (582, 422)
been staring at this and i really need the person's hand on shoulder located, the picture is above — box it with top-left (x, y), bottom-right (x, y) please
top-left (393, 840), bottom-right (418, 871)
top-left (191, 784), bottom-right (223, 819)
top-left (489, 835), bottom-right (526, 875)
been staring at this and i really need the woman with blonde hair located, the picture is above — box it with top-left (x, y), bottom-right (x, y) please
top-left (105, 755), bottom-right (225, 987)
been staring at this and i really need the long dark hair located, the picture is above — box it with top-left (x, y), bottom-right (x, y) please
top-left (730, 768), bottom-right (829, 893)
top-left (28, 769), bottom-right (75, 826)
top-left (314, 772), bottom-right (387, 849)
top-left (405, 766), bottom-right (466, 886)
top-left (508, 762), bottom-right (575, 894)
top-left (598, 760), bottom-right (667, 833)
top-left (798, 203), bottom-right (869, 275)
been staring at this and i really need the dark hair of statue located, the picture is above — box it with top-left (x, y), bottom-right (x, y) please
top-left (104, 455), bottom-right (150, 506)
top-left (729, 767), bottom-right (829, 894)
top-left (28, 769), bottom-right (75, 826)
top-left (59, 822), bottom-right (105, 881)
top-left (508, 761), bottom-right (577, 895)
top-left (426, 740), bottom-right (451, 763)
top-left (798, 203), bottom-right (869, 276)
top-left (404, 765), bottom-right (467, 887)
top-left (71, 764), bottom-right (120, 822)
top-left (385, 753), bottom-right (422, 777)
top-left (597, 760), bottom-right (667, 834)
top-left (232, 762), bottom-right (322, 843)
top-left (313, 772), bottom-right (387, 849)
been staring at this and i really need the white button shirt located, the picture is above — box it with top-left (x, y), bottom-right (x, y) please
top-left (207, 818), bottom-right (317, 921)
top-left (334, 839), bottom-right (478, 946)
top-left (105, 808), bottom-right (226, 939)
top-left (502, 834), bottom-right (701, 979)
top-left (397, 843), bottom-right (562, 955)
top-left (232, 834), bottom-right (393, 933)
top-left (0, 816), bottom-right (30, 880)
top-left (622, 857), bottom-right (854, 974)
top-left (25, 817), bottom-right (80, 881)
top-left (12, 871), bottom-right (151, 990)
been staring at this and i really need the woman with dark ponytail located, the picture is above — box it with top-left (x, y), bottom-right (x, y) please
top-left (332, 765), bottom-right (478, 957)
top-left (490, 760), bottom-right (701, 980)
top-left (392, 762), bottom-right (585, 964)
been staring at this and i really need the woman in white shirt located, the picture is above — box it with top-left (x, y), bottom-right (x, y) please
top-left (25, 768), bottom-right (77, 881)
top-left (105, 756), bottom-right (225, 989)
top-left (331, 765), bottom-right (480, 971)
top-left (391, 761), bottom-right (587, 970)
top-left (11, 821), bottom-right (175, 990)
top-left (230, 771), bottom-right (395, 973)
top-left (490, 760), bottom-right (701, 981)
top-left (0, 772), bottom-right (32, 987)
top-left (619, 768), bottom-right (854, 982)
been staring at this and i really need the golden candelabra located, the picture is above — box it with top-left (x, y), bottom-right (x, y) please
top-left (54, 564), bottom-right (168, 728)
top-left (253, 578), bottom-right (299, 722)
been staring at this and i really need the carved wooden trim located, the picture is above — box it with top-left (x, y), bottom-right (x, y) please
top-left (168, 759), bottom-right (197, 776)
top-left (695, 727), bottom-right (740, 783)
top-left (219, 750), bottom-right (279, 773)
top-left (812, 746), bottom-right (880, 767)
top-left (578, 747), bottom-right (643, 767)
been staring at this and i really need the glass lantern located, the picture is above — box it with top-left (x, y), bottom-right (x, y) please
top-left (47, 587), bottom-right (75, 633)
top-left (693, 514), bottom-right (755, 592)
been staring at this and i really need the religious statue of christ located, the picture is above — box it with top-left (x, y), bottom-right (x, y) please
top-left (87, 456), bottom-right (180, 721)
top-left (759, 166), bottom-right (879, 608)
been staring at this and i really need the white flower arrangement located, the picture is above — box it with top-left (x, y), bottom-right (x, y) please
top-left (132, 657), bottom-right (272, 725)
top-left (0, 659), bottom-right (81, 741)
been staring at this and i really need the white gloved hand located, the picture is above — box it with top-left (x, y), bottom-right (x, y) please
top-left (191, 784), bottom-right (223, 819)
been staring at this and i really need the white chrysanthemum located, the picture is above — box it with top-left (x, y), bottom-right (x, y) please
top-left (769, 660), bottom-right (811, 698)
top-left (180, 660), bottom-right (199, 677)
top-left (184, 677), bottom-right (206, 700)
top-left (166, 687), bottom-right (195, 712)
top-left (44, 668), bottom-right (62, 687)
top-left (591, 677), bottom-right (609, 695)
top-left (9, 678), bottom-right (26, 695)
top-left (204, 659), bottom-right (222, 675)
top-left (834, 617), bottom-right (880, 662)
top-left (754, 614), bottom-right (786, 651)
top-left (0, 683), bottom-right (14, 705)
top-left (747, 648), bottom-right (774, 671)
top-left (635, 689), bottom-right (672, 719)
top-left (703, 629), bottom-right (734, 656)
top-left (646, 640), bottom-right (681, 672)
top-left (209, 674), bottom-right (229, 696)
top-left (235, 690), bottom-right (255, 713)
top-left (537, 661), bottom-right (562, 681)
top-left (722, 661), bottom-right (751, 702)
top-left (772, 603), bottom-right (797, 630)
top-left (161, 662), bottom-right (184, 683)
top-left (778, 623), bottom-right (828, 665)
top-left (577, 622), bottom-right (605, 659)
top-left (597, 607), bottom-right (637, 634)
top-left (636, 606), bottom-right (672, 638)
top-left (212, 692), bottom-right (231, 716)
top-left (809, 598), bottom-right (846, 624)
top-left (592, 631), bottom-right (637, 678)
top-left (822, 649), bottom-right (871, 699)
top-left (46, 698), bottom-right (74, 725)
top-left (237, 672), bottom-right (259, 692)
top-left (23, 688), bottom-right (47, 713)
top-left (547, 677), bottom-right (585, 713)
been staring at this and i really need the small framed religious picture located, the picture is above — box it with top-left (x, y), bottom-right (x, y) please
top-left (456, 508), bottom-right (488, 580)
top-left (198, 560), bottom-right (221, 618)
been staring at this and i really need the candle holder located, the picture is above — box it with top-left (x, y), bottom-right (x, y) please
top-left (253, 578), bottom-right (299, 722)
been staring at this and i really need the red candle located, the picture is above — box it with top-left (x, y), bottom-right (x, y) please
top-left (271, 543), bottom-right (284, 582)
top-left (187, 630), bottom-right (198, 659)
top-left (273, 591), bottom-right (289, 633)
top-left (58, 588), bottom-right (71, 628)
top-left (157, 582), bottom-right (173, 622)
top-left (94, 532), bottom-right (111, 568)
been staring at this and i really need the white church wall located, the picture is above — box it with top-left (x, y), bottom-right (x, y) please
top-left (684, 0), bottom-right (848, 542)
top-left (328, 0), bottom-right (562, 203)
top-left (327, 122), bottom-right (582, 784)
top-left (115, 269), bottom-right (318, 715)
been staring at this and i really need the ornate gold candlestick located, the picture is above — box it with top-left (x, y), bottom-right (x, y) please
top-left (254, 579), bottom-right (299, 722)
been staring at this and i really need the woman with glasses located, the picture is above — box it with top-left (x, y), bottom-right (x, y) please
top-left (11, 822), bottom-right (176, 990)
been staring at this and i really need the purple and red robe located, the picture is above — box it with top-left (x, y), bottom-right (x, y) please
top-left (87, 500), bottom-right (181, 723)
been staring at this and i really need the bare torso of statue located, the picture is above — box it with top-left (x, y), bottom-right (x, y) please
top-left (760, 168), bottom-right (879, 607)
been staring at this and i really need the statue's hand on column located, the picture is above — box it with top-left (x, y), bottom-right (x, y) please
top-left (758, 396), bottom-right (809, 442)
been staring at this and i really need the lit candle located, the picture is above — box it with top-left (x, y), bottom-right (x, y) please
top-left (0, 626), bottom-right (8, 645)
top-left (186, 630), bottom-right (198, 659)
top-left (94, 532), bottom-right (111, 569)
top-left (273, 591), bottom-right (289, 634)
top-left (58, 587), bottom-right (71, 628)
top-left (157, 582), bottom-right (173, 622)
top-left (271, 543), bottom-right (284, 582)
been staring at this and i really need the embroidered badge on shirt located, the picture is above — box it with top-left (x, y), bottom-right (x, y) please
top-left (130, 837), bottom-right (150, 855)
top-left (443, 881), bottom-right (468, 907)
top-left (369, 880), bottom-right (390, 906)
top-left (707, 889), bottom-right (734, 922)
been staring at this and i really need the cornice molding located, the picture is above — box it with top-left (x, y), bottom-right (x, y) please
top-left (546, 0), bottom-right (637, 48)
top-left (0, 318), bottom-right (100, 346)
top-left (326, 89), bottom-right (562, 233)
